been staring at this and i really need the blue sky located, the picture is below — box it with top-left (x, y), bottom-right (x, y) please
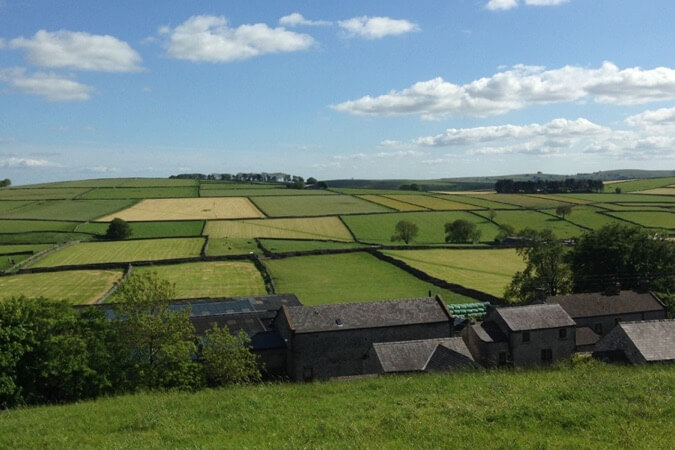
top-left (1, 0), bottom-right (674, 185)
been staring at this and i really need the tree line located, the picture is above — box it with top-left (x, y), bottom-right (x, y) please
top-left (0, 179), bottom-right (10, 188)
top-left (0, 272), bottom-right (260, 410)
top-left (494, 178), bottom-right (604, 193)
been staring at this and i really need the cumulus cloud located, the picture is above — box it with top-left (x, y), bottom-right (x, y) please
top-left (0, 67), bottom-right (93, 101)
top-left (338, 16), bottom-right (419, 39)
top-left (279, 13), bottom-right (331, 27)
top-left (161, 15), bottom-right (314, 62)
top-left (332, 62), bottom-right (675, 119)
top-left (8, 30), bottom-right (142, 72)
top-left (0, 157), bottom-right (61, 168)
top-left (486, 0), bottom-right (518, 11)
top-left (625, 105), bottom-right (675, 129)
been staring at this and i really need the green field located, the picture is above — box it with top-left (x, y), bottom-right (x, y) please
top-left (560, 193), bottom-right (675, 203)
top-left (384, 194), bottom-right (475, 210)
top-left (0, 232), bottom-right (96, 245)
top-left (638, 187), bottom-right (675, 196)
top-left (594, 203), bottom-right (673, 211)
top-left (251, 195), bottom-right (392, 217)
top-left (383, 249), bottom-right (525, 298)
top-left (475, 209), bottom-right (585, 238)
top-left (1, 364), bottom-right (672, 449)
top-left (342, 211), bottom-right (501, 244)
top-left (205, 238), bottom-right (260, 256)
top-left (75, 221), bottom-right (204, 239)
top-left (0, 269), bottom-right (123, 304)
top-left (264, 252), bottom-right (475, 304)
top-left (0, 201), bottom-right (35, 214)
top-left (607, 176), bottom-right (675, 192)
top-left (0, 199), bottom-right (136, 221)
top-left (259, 239), bottom-right (369, 253)
top-left (80, 187), bottom-right (199, 199)
top-left (434, 194), bottom-right (520, 209)
top-left (0, 187), bottom-right (90, 200)
top-left (358, 195), bottom-right (428, 211)
top-left (199, 182), bottom-right (283, 190)
top-left (30, 238), bottom-right (205, 267)
top-left (203, 217), bottom-right (353, 241)
top-left (0, 220), bottom-right (79, 233)
top-left (0, 253), bottom-right (31, 270)
top-left (542, 206), bottom-right (626, 229)
top-left (200, 188), bottom-right (336, 197)
top-left (24, 178), bottom-right (198, 188)
top-left (480, 194), bottom-right (576, 208)
top-left (113, 261), bottom-right (266, 300)
top-left (0, 244), bottom-right (53, 254)
top-left (604, 211), bottom-right (675, 229)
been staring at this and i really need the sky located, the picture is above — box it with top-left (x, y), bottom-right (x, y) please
top-left (1, 0), bottom-right (674, 185)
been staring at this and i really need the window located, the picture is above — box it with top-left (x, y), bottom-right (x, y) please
top-left (541, 349), bottom-right (553, 363)
top-left (522, 331), bottom-right (530, 343)
top-left (559, 328), bottom-right (567, 339)
top-left (594, 323), bottom-right (603, 335)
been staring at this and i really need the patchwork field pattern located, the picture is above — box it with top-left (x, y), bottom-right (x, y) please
top-left (26, 178), bottom-right (198, 188)
top-left (31, 237), bottom-right (205, 267)
top-left (434, 194), bottom-right (520, 209)
top-left (0, 232), bottom-right (95, 245)
top-left (357, 195), bottom-right (427, 211)
top-left (607, 176), bottom-right (675, 192)
top-left (98, 198), bottom-right (264, 221)
top-left (264, 252), bottom-right (475, 305)
top-left (204, 217), bottom-right (353, 241)
top-left (0, 220), bottom-right (79, 233)
top-left (559, 193), bottom-right (675, 203)
top-left (75, 221), bottom-right (205, 239)
top-left (0, 270), bottom-right (123, 304)
top-left (259, 239), bottom-right (368, 253)
top-left (200, 189), bottom-right (336, 197)
top-left (542, 206), bottom-right (626, 229)
top-left (0, 200), bottom-right (136, 221)
top-left (478, 194), bottom-right (576, 209)
top-left (637, 188), bottom-right (675, 196)
top-left (604, 211), bottom-right (675, 229)
top-left (383, 249), bottom-right (525, 298)
top-left (118, 261), bottom-right (266, 300)
top-left (342, 211), bottom-right (501, 243)
top-left (0, 244), bottom-right (53, 254)
top-left (383, 195), bottom-right (476, 210)
top-left (80, 187), bottom-right (199, 199)
top-left (251, 195), bottom-right (391, 217)
top-left (475, 209), bottom-right (585, 238)
top-left (206, 238), bottom-right (260, 256)
top-left (0, 188), bottom-right (90, 200)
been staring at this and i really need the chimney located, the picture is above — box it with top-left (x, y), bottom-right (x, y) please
top-left (534, 287), bottom-right (547, 303)
top-left (604, 281), bottom-right (621, 296)
top-left (636, 278), bottom-right (650, 293)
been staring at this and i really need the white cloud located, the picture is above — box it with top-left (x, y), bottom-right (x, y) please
top-left (279, 13), bottom-right (331, 27)
top-left (8, 30), bottom-right (142, 72)
top-left (486, 0), bottom-right (519, 11)
top-left (333, 62), bottom-right (675, 119)
top-left (332, 149), bottom-right (425, 161)
top-left (0, 67), bottom-right (93, 101)
top-left (524, 0), bottom-right (569, 5)
top-left (0, 157), bottom-right (61, 168)
top-left (338, 16), bottom-right (419, 39)
top-left (162, 15), bottom-right (314, 63)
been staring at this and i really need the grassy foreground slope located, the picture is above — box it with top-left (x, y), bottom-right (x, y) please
top-left (1, 364), bottom-right (672, 449)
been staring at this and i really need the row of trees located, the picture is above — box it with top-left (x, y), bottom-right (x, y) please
top-left (495, 178), bottom-right (604, 194)
top-left (0, 272), bottom-right (260, 409)
top-left (0, 178), bottom-right (10, 188)
top-left (391, 219), bottom-right (483, 245)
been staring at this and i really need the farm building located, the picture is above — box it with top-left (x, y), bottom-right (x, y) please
top-left (545, 290), bottom-right (667, 351)
top-left (593, 320), bottom-right (675, 364)
top-left (273, 296), bottom-right (454, 381)
top-left (465, 304), bottom-right (576, 367)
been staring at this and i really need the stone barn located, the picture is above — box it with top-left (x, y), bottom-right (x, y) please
top-left (594, 319), bottom-right (675, 364)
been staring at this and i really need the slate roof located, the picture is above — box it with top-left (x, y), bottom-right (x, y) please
top-left (281, 297), bottom-right (452, 334)
top-left (372, 337), bottom-right (474, 373)
top-left (618, 320), bottom-right (675, 362)
top-left (545, 290), bottom-right (664, 318)
top-left (495, 304), bottom-right (575, 332)
top-left (472, 321), bottom-right (507, 343)
top-left (576, 327), bottom-right (600, 348)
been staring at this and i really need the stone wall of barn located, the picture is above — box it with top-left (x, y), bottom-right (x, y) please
top-left (463, 325), bottom-right (509, 367)
top-left (572, 310), bottom-right (666, 338)
top-left (508, 326), bottom-right (576, 366)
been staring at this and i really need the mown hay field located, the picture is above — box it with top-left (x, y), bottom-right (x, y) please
top-left (0, 269), bottom-right (123, 304)
top-left (0, 187), bottom-right (90, 200)
top-left (383, 248), bottom-right (525, 298)
top-left (0, 220), bottom-right (78, 233)
top-left (264, 252), bottom-right (475, 305)
top-left (205, 238), bottom-right (260, 256)
top-left (204, 217), bottom-right (353, 241)
top-left (75, 220), bottom-right (205, 239)
top-left (251, 195), bottom-right (391, 217)
top-left (98, 198), bottom-right (264, 221)
top-left (384, 194), bottom-right (476, 210)
top-left (113, 261), bottom-right (266, 300)
top-left (475, 209), bottom-right (584, 238)
top-left (30, 237), bottom-right (205, 267)
top-left (637, 187), bottom-right (675, 196)
top-left (342, 211), bottom-right (501, 244)
top-left (80, 186), bottom-right (199, 199)
top-left (604, 211), bottom-right (675, 229)
top-left (0, 200), bottom-right (136, 221)
top-left (357, 195), bottom-right (427, 211)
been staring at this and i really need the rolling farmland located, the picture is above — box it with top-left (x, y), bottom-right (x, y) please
top-left (0, 270), bottom-right (123, 304)
top-left (250, 194), bottom-right (391, 217)
top-left (203, 216), bottom-right (353, 241)
top-left (98, 198), bottom-right (264, 221)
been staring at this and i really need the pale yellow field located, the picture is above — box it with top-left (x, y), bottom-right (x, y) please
top-left (358, 195), bottom-right (427, 211)
top-left (384, 195), bottom-right (472, 210)
top-left (0, 270), bottom-right (123, 304)
top-left (204, 216), bottom-right (354, 241)
top-left (637, 188), bottom-right (675, 196)
top-left (98, 198), bottom-right (265, 221)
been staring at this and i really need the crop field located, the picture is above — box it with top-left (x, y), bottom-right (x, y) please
top-left (75, 220), bottom-right (204, 239)
top-left (475, 209), bottom-right (584, 238)
top-left (30, 237), bottom-right (205, 267)
top-left (204, 217), bottom-right (353, 241)
top-left (0, 201), bottom-right (35, 214)
top-left (80, 187), bottom-right (198, 199)
top-left (0, 199), bottom-right (136, 221)
top-left (251, 195), bottom-right (391, 217)
top-left (478, 194), bottom-right (576, 208)
top-left (0, 269), bottom-right (123, 304)
top-left (604, 211), bottom-right (675, 229)
top-left (382, 249), bottom-right (525, 298)
top-left (0, 244), bottom-right (53, 254)
top-left (357, 195), bottom-right (427, 211)
top-left (98, 198), bottom-right (264, 221)
top-left (264, 252), bottom-right (475, 305)
top-left (607, 176), bottom-right (675, 192)
top-left (342, 211), bottom-right (501, 244)
top-left (259, 239), bottom-right (368, 253)
top-left (542, 206), bottom-right (625, 229)
top-left (433, 194), bottom-right (520, 209)
top-left (25, 178), bottom-right (198, 188)
top-left (0, 220), bottom-right (79, 233)
top-left (115, 261), bottom-right (266, 300)
top-left (383, 194), bottom-right (476, 210)
top-left (0, 188), bottom-right (90, 200)
top-left (637, 187), bottom-right (675, 196)
top-left (559, 193), bottom-right (675, 203)
top-left (200, 188), bottom-right (335, 197)
top-left (205, 238), bottom-right (260, 256)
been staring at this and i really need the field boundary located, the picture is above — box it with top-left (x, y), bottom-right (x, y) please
top-left (95, 264), bottom-right (132, 304)
top-left (3, 241), bottom-right (77, 274)
top-left (251, 255), bottom-right (275, 294)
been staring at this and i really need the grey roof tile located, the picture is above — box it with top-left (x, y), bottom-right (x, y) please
top-left (496, 304), bottom-right (575, 331)
top-left (546, 290), bottom-right (664, 318)
top-left (619, 320), bottom-right (675, 362)
top-left (372, 337), bottom-right (474, 373)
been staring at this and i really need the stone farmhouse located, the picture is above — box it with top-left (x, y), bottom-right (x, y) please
top-left (594, 319), bottom-right (675, 364)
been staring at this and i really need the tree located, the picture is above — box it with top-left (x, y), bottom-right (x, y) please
top-left (105, 218), bottom-right (132, 240)
top-left (201, 326), bottom-right (261, 386)
top-left (555, 205), bottom-right (573, 220)
top-left (316, 181), bottom-right (328, 189)
top-left (488, 209), bottom-right (497, 221)
top-left (569, 224), bottom-right (675, 294)
top-left (445, 220), bottom-right (481, 243)
top-left (306, 177), bottom-right (317, 185)
top-left (113, 272), bottom-right (201, 391)
top-left (391, 220), bottom-right (419, 244)
top-left (614, 187), bottom-right (622, 194)
top-left (504, 229), bottom-right (572, 303)
top-left (0, 179), bottom-right (10, 188)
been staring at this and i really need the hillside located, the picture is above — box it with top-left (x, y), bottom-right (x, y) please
top-left (1, 363), bottom-right (672, 448)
